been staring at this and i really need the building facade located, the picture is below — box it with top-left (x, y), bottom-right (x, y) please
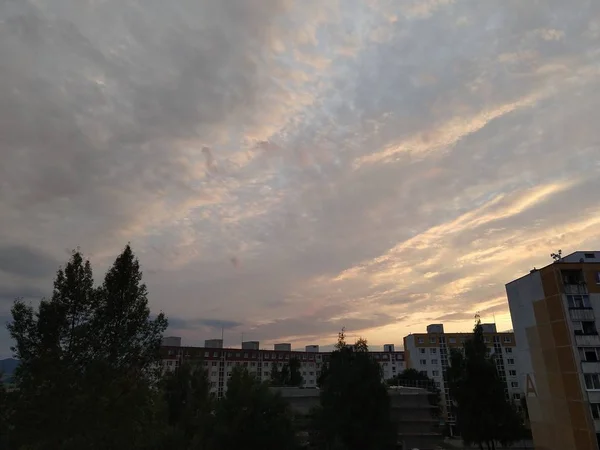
top-left (506, 251), bottom-right (600, 450)
top-left (404, 323), bottom-right (519, 432)
top-left (161, 340), bottom-right (406, 397)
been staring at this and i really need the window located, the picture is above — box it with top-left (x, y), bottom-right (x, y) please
top-left (211, 361), bottom-right (217, 367)
top-left (509, 370), bottom-right (517, 377)
top-left (430, 348), bottom-right (437, 354)
top-left (243, 353), bottom-right (248, 358)
top-left (507, 358), bottom-right (515, 365)
top-left (511, 381), bottom-right (519, 388)
top-left (568, 295), bottom-right (591, 309)
top-left (585, 253), bottom-right (596, 259)
top-left (505, 347), bottom-right (513, 353)
top-left (419, 348), bottom-right (426, 354)
top-left (204, 352), bottom-right (209, 357)
top-left (460, 337), bottom-right (466, 344)
top-left (513, 393), bottom-right (520, 400)
top-left (420, 359), bottom-right (427, 365)
top-left (585, 374), bottom-right (600, 390)
top-left (419, 371), bottom-right (427, 377)
top-left (429, 337), bottom-right (437, 344)
top-left (591, 404), bottom-right (600, 419)
top-left (575, 321), bottom-right (598, 335)
top-left (418, 337), bottom-right (424, 344)
top-left (250, 362), bottom-right (256, 367)
top-left (431, 359), bottom-right (439, 365)
top-left (213, 352), bottom-right (218, 357)
top-left (503, 336), bottom-right (512, 343)
top-left (596, 272), bottom-right (600, 284)
top-left (449, 337), bottom-right (456, 344)
top-left (432, 370), bottom-right (440, 377)
top-left (484, 337), bottom-right (490, 343)
top-left (580, 348), bottom-right (600, 362)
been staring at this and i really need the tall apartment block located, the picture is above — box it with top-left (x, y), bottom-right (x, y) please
top-left (506, 251), bottom-right (600, 450)
top-left (160, 339), bottom-right (406, 397)
top-left (404, 323), bottom-right (519, 434)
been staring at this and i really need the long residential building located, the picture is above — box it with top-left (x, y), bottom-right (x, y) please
top-left (404, 323), bottom-right (519, 434)
top-left (507, 250), bottom-right (600, 450)
top-left (160, 338), bottom-right (406, 397)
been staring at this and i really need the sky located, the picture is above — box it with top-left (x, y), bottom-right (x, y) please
top-left (1, 0), bottom-right (600, 358)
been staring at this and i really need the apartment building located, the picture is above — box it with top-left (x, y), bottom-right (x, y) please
top-left (403, 323), bottom-right (519, 433)
top-left (160, 339), bottom-right (406, 397)
top-left (506, 251), bottom-right (600, 450)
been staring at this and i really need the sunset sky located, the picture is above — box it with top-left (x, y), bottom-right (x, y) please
top-left (1, 0), bottom-right (600, 357)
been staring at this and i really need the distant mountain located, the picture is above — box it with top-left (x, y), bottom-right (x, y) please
top-left (1, 358), bottom-right (18, 380)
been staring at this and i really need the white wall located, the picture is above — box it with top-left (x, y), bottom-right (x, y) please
top-left (506, 270), bottom-right (544, 398)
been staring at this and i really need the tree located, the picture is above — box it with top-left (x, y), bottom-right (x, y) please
top-left (6, 245), bottom-right (168, 450)
top-left (311, 333), bottom-right (396, 450)
top-left (159, 362), bottom-right (215, 449)
top-left (0, 375), bottom-right (12, 450)
top-left (270, 361), bottom-right (281, 385)
top-left (212, 367), bottom-right (298, 450)
top-left (270, 358), bottom-right (303, 387)
top-left (288, 357), bottom-right (303, 387)
top-left (388, 368), bottom-right (441, 418)
top-left (446, 319), bottom-right (525, 450)
top-left (94, 244), bottom-right (168, 374)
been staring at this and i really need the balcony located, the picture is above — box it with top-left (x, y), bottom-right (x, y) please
top-left (575, 334), bottom-right (600, 346)
top-left (582, 362), bottom-right (600, 373)
top-left (570, 309), bottom-right (596, 321)
top-left (565, 283), bottom-right (589, 295)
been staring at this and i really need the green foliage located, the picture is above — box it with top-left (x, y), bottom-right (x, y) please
top-left (212, 367), bottom-right (298, 450)
top-left (6, 245), bottom-right (168, 450)
top-left (270, 357), bottom-right (304, 387)
top-left (311, 334), bottom-right (396, 450)
top-left (446, 319), bottom-right (526, 449)
top-left (160, 362), bottom-right (215, 449)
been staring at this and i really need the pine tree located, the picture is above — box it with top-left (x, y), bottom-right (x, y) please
top-left (7, 250), bottom-right (97, 449)
top-left (94, 244), bottom-right (168, 374)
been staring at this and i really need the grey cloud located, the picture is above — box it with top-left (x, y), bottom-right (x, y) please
top-left (168, 317), bottom-right (243, 331)
top-left (0, 245), bottom-right (59, 278)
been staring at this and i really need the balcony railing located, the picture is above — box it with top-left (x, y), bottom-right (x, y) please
top-left (565, 283), bottom-right (589, 295)
top-left (570, 309), bottom-right (596, 321)
top-left (581, 361), bottom-right (600, 373)
top-left (575, 334), bottom-right (600, 346)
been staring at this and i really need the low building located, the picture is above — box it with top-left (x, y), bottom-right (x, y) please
top-left (161, 340), bottom-right (406, 397)
top-left (272, 386), bottom-right (443, 449)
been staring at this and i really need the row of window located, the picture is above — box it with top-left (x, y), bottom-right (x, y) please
top-left (416, 336), bottom-right (513, 345)
top-left (419, 358), bottom-right (515, 366)
top-left (418, 347), bottom-right (512, 355)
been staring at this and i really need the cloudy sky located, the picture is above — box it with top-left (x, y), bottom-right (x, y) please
top-left (1, 0), bottom-right (600, 357)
